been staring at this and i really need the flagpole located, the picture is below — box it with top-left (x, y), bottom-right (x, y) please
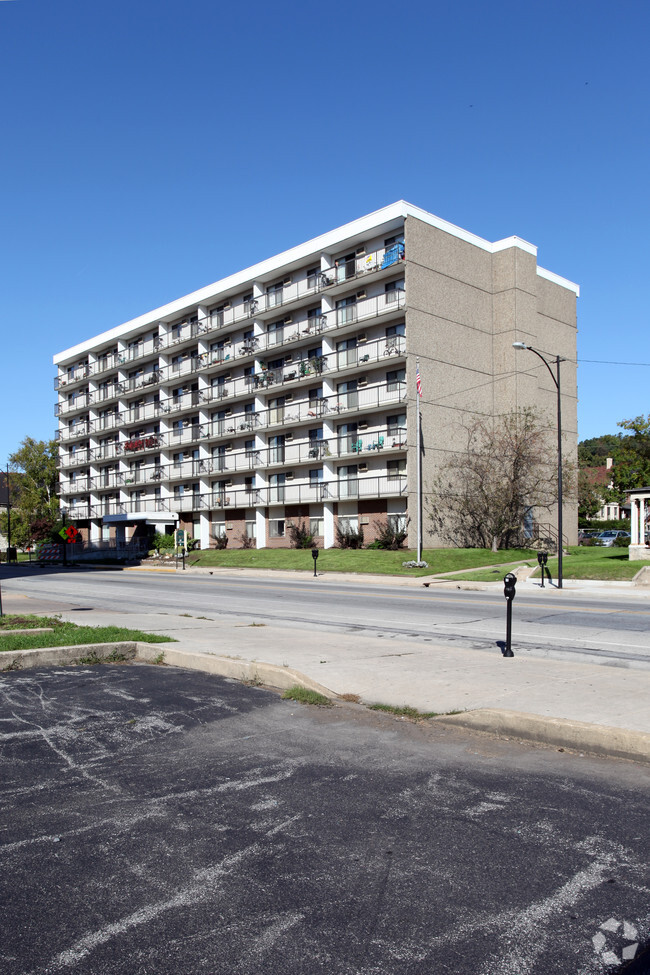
top-left (416, 358), bottom-right (422, 562)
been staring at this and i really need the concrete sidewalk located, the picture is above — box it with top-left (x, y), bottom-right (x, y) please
top-left (2, 589), bottom-right (650, 766)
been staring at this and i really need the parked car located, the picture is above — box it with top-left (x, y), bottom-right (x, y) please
top-left (594, 530), bottom-right (631, 547)
top-left (578, 529), bottom-right (600, 543)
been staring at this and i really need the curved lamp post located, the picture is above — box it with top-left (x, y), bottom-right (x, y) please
top-left (512, 342), bottom-right (564, 589)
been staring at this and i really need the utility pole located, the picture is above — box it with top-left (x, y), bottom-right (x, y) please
top-left (5, 465), bottom-right (11, 551)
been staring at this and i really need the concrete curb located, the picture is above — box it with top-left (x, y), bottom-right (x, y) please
top-left (0, 642), bottom-right (336, 699)
top-left (3, 643), bottom-right (649, 766)
top-left (136, 644), bottom-right (335, 696)
top-left (436, 708), bottom-right (650, 766)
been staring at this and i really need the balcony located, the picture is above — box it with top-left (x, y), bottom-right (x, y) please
top-left (55, 394), bottom-right (90, 417)
top-left (54, 366), bottom-right (90, 390)
top-left (59, 421), bottom-right (90, 442)
top-left (168, 473), bottom-right (407, 513)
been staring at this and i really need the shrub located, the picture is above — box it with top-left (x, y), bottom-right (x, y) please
top-left (288, 520), bottom-right (316, 549)
top-left (214, 533), bottom-right (229, 550)
top-left (153, 532), bottom-right (174, 552)
top-left (372, 518), bottom-right (409, 550)
top-left (238, 531), bottom-right (255, 549)
top-left (336, 523), bottom-right (365, 549)
top-left (613, 536), bottom-right (631, 547)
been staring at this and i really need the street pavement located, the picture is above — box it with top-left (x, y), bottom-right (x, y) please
top-left (2, 568), bottom-right (650, 765)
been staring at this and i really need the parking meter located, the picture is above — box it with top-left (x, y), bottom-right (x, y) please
top-left (503, 573), bottom-right (516, 656)
top-left (312, 548), bottom-right (319, 577)
top-left (537, 551), bottom-right (548, 587)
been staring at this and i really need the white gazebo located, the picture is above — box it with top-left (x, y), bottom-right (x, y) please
top-left (628, 487), bottom-right (650, 560)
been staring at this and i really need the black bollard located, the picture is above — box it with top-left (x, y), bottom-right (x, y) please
top-left (312, 548), bottom-right (319, 577)
top-left (503, 572), bottom-right (516, 657)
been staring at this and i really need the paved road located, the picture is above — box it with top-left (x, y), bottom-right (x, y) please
top-left (3, 566), bottom-right (650, 665)
top-left (1, 665), bottom-right (649, 975)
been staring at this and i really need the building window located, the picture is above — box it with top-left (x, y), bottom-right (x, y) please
top-left (267, 319), bottom-right (285, 347)
top-left (386, 369), bottom-right (405, 392)
top-left (385, 280), bottom-right (405, 304)
top-left (337, 380), bottom-right (358, 410)
top-left (310, 517), bottom-right (324, 537)
top-left (269, 519), bottom-right (285, 538)
top-left (245, 520), bottom-right (257, 539)
top-left (387, 459), bottom-right (406, 478)
top-left (338, 465), bottom-right (359, 499)
top-left (337, 337), bottom-right (357, 368)
top-left (307, 266), bottom-right (320, 289)
top-left (387, 413), bottom-right (406, 438)
top-left (269, 473), bottom-right (285, 503)
top-left (269, 435), bottom-right (285, 464)
top-left (336, 295), bottom-right (357, 325)
top-left (266, 282), bottom-right (283, 308)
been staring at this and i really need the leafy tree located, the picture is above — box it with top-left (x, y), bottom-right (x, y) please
top-left (577, 467), bottom-right (607, 520)
top-left (427, 409), bottom-right (572, 551)
top-left (609, 415), bottom-right (650, 495)
top-left (577, 434), bottom-right (624, 467)
top-left (8, 438), bottom-right (59, 522)
top-left (0, 509), bottom-right (31, 549)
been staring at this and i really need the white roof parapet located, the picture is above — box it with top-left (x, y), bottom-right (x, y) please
top-left (54, 201), bottom-right (579, 363)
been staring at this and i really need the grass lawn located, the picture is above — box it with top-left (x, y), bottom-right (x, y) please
top-left (187, 547), bottom-right (538, 577)
top-left (453, 546), bottom-right (642, 582)
top-left (0, 615), bottom-right (175, 653)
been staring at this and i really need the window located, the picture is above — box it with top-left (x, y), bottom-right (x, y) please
top-left (307, 266), bottom-right (320, 289)
top-left (386, 369), bottom-right (405, 392)
top-left (266, 282), bottom-right (283, 308)
top-left (338, 422), bottom-right (358, 454)
top-left (337, 380), bottom-right (358, 410)
top-left (338, 465), bottom-right (358, 499)
top-left (309, 468), bottom-right (323, 487)
top-left (268, 320), bottom-right (284, 346)
top-left (212, 410), bottom-right (226, 437)
top-left (212, 445), bottom-right (227, 472)
top-left (310, 517), bottom-right (324, 537)
top-left (268, 396), bottom-right (285, 425)
top-left (337, 337), bottom-right (357, 368)
top-left (269, 519), bottom-right (285, 538)
top-left (387, 413), bottom-right (406, 438)
top-left (338, 515), bottom-right (359, 533)
top-left (387, 459), bottom-right (406, 478)
top-left (245, 520), bottom-right (257, 539)
top-left (336, 295), bottom-right (357, 325)
top-left (335, 253), bottom-right (355, 283)
top-left (269, 473), bottom-right (285, 503)
top-left (245, 440), bottom-right (257, 466)
top-left (384, 233), bottom-right (404, 248)
top-left (385, 280), bottom-right (405, 304)
top-left (210, 304), bottom-right (227, 328)
top-left (388, 513), bottom-right (407, 532)
top-left (307, 305), bottom-right (323, 333)
top-left (269, 435), bottom-right (285, 464)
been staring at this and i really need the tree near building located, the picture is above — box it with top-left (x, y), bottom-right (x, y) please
top-left (609, 415), bottom-right (650, 495)
top-left (426, 409), bottom-right (570, 552)
top-left (0, 438), bottom-right (60, 548)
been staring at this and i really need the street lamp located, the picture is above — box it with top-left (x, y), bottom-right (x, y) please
top-left (512, 342), bottom-right (565, 589)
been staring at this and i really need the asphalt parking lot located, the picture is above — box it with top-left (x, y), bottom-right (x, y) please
top-left (1, 664), bottom-right (649, 975)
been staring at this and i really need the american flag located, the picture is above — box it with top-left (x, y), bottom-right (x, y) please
top-left (416, 361), bottom-right (422, 398)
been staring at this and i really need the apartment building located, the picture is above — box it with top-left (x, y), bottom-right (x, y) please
top-left (54, 201), bottom-right (579, 550)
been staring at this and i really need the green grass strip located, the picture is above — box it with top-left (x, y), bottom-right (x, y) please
top-left (282, 685), bottom-right (332, 706)
top-left (0, 616), bottom-right (174, 653)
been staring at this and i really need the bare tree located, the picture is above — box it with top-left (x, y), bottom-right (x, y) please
top-left (427, 410), bottom-right (569, 551)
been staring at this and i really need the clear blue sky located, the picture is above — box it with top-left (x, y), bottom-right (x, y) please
top-left (1, 0), bottom-right (648, 463)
